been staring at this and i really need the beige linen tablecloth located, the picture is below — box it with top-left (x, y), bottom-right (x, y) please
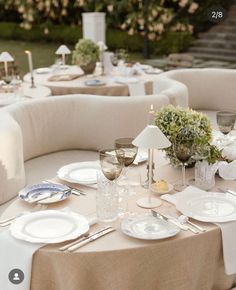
top-left (23, 67), bottom-right (154, 96)
top-left (1, 164), bottom-right (236, 290)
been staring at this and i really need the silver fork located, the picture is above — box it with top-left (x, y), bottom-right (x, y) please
top-left (178, 215), bottom-right (206, 232)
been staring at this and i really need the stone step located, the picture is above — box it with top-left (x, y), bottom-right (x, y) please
top-left (188, 52), bottom-right (236, 62)
top-left (192, 38), bottom-right (236, 49)
top-left (224, 19), bottom-right (236, 25)
top-left (188, 46), bottom-right (236, 58)
top-left (210, 25), bottom-right (236, 33)
top-left (199, 32), bottom-right (236, 41)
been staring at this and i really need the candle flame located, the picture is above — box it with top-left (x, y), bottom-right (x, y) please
top-left (25, 50), bottom-right (30, 54)
top-left (150, 104), bottom-right (154, 110)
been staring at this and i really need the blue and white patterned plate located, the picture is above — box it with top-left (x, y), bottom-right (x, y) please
top-left (19, 183), bottom-right (71, 204)
top-left (84, 79), bottom-right (106, 86)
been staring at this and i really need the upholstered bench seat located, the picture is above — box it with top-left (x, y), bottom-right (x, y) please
top-left (0, 93), bottom-right (173, 212)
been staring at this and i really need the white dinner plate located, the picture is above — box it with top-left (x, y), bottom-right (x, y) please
top-left (57, 161), bottom-right (101, 184)
top-left (35, 67), bottom-right (52, 74)
top-left (84, 79), bottom-right (106, 86)
top-left (121, 214), bottom-right (180, 240)
top-left (0, 93), bottom-right (19, 106)
top-left (176, 191), bottom-right (236, 222)
top-left (115, 77), bottom-right (139, 84)
top-left (145, 68), bottom-right (163, 74)
top-left (10, 210), bottom-right (89, 243)
top-left (19, 183), bottom-right (71, 204)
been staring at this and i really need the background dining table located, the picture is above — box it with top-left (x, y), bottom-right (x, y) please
top-left (1, 152), bottom-right (236, 290)
top-left (23, 65), bottom-right (161, 96)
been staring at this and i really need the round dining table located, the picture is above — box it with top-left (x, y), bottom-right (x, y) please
top-left (1, 152), bottom-right (236, 290)
top-left (23, 65), bottom-right (162, 96)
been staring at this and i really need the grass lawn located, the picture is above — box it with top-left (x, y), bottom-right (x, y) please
top-left (0, 39), bottom-right (145, 77)
top-left (0, 39), bottom-right (74, 76)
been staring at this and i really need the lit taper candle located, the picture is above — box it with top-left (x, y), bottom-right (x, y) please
top-left (25, 50), bottom-right (35, 88)
top-left (148, 104), bottom-right (155, 125)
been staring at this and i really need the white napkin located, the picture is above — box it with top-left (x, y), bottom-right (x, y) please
top-left (161, 186), bottom-right (236, 275)
top-left (0, 211), bottom-right (97, 290)
top-left (219, 160), bottom-right (236, 180)
top-left (212, 130), bottom-right (236, 160)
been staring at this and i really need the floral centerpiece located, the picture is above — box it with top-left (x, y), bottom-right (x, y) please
top-left (72, 39), bottom-right (99, 74)
top-left (155, 105), bottom-right (223, 166)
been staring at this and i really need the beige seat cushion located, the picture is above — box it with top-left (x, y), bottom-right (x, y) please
top-left (0, 93), bottom-right (169, 205)
top-left (25, 149), bottom-right (98, 185)
top-left (0, 149), bottom-right (98, 214)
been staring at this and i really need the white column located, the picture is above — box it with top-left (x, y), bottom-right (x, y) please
top-left (82, 12), bottom-right (106, 43)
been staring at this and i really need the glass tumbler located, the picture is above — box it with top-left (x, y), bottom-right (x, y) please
top-left (96, 172), bottom-right (119, 222)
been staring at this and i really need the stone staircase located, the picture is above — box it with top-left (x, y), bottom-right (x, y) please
top-left (188, 2), bottom-right (236, 62)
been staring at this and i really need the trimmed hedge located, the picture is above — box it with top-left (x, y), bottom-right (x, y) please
top-left (0, 22), bottom-right (193, 56)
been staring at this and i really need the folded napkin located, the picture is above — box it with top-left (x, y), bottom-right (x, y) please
top-left (0, 210), bottom-right (97, 290)
top-left (219, 160), bottom-right (236, 180)
top-left (48, 74), bottom-right (82, 82)
top-left (161, 186), bottom-right (236, 275)
top-left (212, 130), bottom-right (236, 161)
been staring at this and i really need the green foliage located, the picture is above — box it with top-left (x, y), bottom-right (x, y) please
top-left (155, 105), bottom-right (213, 166)
top-left (0, 22), bottom-right (82, 43)
top-left (207, 145), bottom-right (226, 165)
top-left (72, 39), bottom-right (99, 66)
top-left (153, 31), bottom-right (194, 55)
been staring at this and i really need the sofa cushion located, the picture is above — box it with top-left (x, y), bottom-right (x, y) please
top-left (161, 68), bottom-right (236, 111)
top-left (6, 94), bottom-right (169, 162)
top-left (25, 149), bottom-right (98, 185)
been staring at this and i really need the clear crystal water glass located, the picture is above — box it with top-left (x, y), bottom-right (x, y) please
top-left (96, 172), bottom-right (119, 222)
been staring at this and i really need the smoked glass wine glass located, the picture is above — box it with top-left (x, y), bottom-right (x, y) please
top-left (217, 111), bottom-right (236, 140)
top-left (174, 138), bottom-right (194, 191)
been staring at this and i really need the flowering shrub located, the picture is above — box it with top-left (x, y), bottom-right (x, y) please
top-left (3, 0), bottom-right (229, 49)
top-left (155, 105), bottom-right (213, 165)
top-left (72, 38), bottom-right (99, 66)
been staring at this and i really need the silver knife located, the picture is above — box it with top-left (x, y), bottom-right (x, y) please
top-left (151, 210), bottom-right (188, 231)
top-left (59, 226), bottom-right (112, 251)
top-left (68, 227), bottom-right (115, 252)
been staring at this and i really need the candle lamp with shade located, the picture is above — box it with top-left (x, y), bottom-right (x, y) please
top-left (132, 123), bottom-right (171, 209)
top-left (55, 45), bottom-right (71, 67)
top-left (0, 52), bottom-right (14, 78)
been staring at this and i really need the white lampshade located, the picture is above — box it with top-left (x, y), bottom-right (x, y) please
top-left (133, 125), bottom-right (171, 149)
top-left (0, 52), bottom-right (14, 62)
top-left (97, 41), bottom-right (107, 51)
top-left (55, 45), bottom-right (71, 55)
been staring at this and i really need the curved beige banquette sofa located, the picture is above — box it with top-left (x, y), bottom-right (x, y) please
top-left (0, 93), bottom-right (172, 211)
top-left (160, 68), bottom-right (236, 128)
